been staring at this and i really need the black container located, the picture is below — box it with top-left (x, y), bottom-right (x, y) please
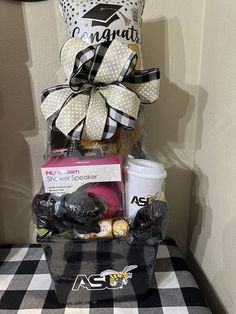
top-left (39, 236), bottom-right (158, 304)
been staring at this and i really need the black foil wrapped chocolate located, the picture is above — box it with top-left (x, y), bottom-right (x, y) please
top-left (132, 200), bottom-right (168, 244)
top-left (58, 191), bottom-right (105, 233)
top-left (32, 193), bottom-right (57, 231)
top-left (33, 185), bottom-right (105, 236)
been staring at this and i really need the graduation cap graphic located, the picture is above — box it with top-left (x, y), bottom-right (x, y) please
top-left (82, 3), bottom-right (131, 28)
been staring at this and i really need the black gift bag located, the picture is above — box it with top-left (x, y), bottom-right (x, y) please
top-left (38, 237), bottom-right (158, 304)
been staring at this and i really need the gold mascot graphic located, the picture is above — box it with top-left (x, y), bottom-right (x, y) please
top-left (100, 265), bottom-right (138, 288)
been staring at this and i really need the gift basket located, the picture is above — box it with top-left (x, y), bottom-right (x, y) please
top-left (33, 0), bottom-right (168, 304)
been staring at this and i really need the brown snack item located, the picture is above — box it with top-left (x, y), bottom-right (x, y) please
top-left (67, 120), bottom-right (141, 159)
top-left (78, 136), bottom-right (120, 158)
top-left (112, 219), bottom-right (130, 238)
top-left (117, 121), bottom-right (142, 158)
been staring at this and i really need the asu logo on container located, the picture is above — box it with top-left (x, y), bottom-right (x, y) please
top-left (72, 265), bottom-right (138, 291)
top-left (131, 193), bottom-right (160, 207)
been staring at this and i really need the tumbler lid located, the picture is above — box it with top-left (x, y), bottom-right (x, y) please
top-left (127, 159), bottom-right (167, 179)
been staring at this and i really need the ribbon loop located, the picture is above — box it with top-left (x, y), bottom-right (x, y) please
top-left (69, 46), bottom-right (96, 92)
top-left (41, 38), bottom-right (160, 141)
top-left (61, 37), bottom-right (91, 80)
top-left (56, 94), bottom-right (89, 136)
top-left (41, 87), bottom-right (72, 119)
top-left (124, 69), bottom-right (160, 103)
top-left (94, 40), bottom-right (136, 84)
top-left (126, 79), bottom-right (160, 104)
top-left (99, 85), bottom-right (140, 120)
top-left (82, 88), bottom-right (108, 141)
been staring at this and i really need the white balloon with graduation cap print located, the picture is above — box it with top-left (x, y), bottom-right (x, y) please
top-left (58, 0), bottom-right (146, 69)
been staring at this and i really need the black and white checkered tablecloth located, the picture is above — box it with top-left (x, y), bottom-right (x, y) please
top-left (0, 239), bottom-right (211, 313)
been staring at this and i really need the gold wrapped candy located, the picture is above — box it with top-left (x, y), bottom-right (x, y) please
top-left (113, 219), bottom-right (129, 238)
top-left (78, 218), bottom-right (130, 240)
top-left (97, 219), bottom-right (113, 238)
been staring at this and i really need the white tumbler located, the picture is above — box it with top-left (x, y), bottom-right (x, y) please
top-left (125, 159), bottom-right (167, 218)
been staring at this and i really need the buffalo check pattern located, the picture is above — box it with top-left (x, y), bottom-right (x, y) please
top-left (0, 239), bottom-right (211, 314)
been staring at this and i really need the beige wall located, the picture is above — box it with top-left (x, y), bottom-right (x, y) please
top-left (142, 0), bottom-right (204, 252)
top-left (0, 0), bottom-right (35, 243)
top-left (188, 0), bottom-right (236, 313)
top-left (0, 0), bottom-right (63, 243)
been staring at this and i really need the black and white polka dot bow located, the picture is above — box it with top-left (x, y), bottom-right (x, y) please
top-left (41, 38), bottom-right (160, 141)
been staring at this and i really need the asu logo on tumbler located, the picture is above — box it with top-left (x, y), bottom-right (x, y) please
top-left (131, 192), bottom-right (160, 207)
top-left (72, 265), bottom-right (138, 291)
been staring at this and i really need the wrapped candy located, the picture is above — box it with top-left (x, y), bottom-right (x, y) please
top-left (33, 179), bottom-right (124, 238)
top-left (58, 189), bottom-right (105, 232)
top-left (77, 218), bottom-right (130, 239)
top-left (58, 0), bottom-right (146, 69)
top-left (131, 200), bottom-right (169, 244)
top-left (33, 186), bottom-right (106, 235)
top-left (32, 193), bottom-right (57, 231)
top-left (113, 218), bottom-right (129, 238)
